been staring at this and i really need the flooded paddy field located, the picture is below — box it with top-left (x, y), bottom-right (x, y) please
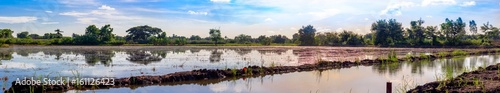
top-left (0, 46), bottom-right (497, 93)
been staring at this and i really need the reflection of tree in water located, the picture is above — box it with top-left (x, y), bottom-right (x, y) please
top-left (150, 50), bottom-right (167, 58)
top-left (126, 50), bottom-right (162, 65)
top-left (43, 50), bottom-right (64, 60)
top-left (258, 49), bottom-right (286, 55)
top-left (440, 57), bottom-right (466, 77)
top-left (373, 62), bottom-right (403, 75)
top-left (81, 50), bottom-right (115, 66)
top-left (409, 59), bottom-right (437, 75)
top-left (190, 49), bottom-right (201, 54)
top-left (233, 48), bottom-right (252, 56)
top-left (0, 50), bottom-right (13, 60)
top-left (209, 49), bottom-right (223, 63)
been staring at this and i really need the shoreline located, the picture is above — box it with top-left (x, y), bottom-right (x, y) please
top-left (4, 49), bottom-right (500, 93)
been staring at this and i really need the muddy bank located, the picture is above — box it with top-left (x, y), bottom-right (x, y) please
top-left (4, 49), bottom-right (500, 93)
top-left (408, 63), bottom-right (500, 93)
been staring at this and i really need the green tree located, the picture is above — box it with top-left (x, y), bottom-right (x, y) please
top-left (99, 24), bottom-right (114, 42)
top-left (209, 28), bottom-right (223, 45)
top-left (234, 34), bottom-right (252, 44)
top-left (469, 20), bottom-right (478, 35)
top-left (258, 35), bottom-right (271, 45)
top-left (270, 35), bottom-right (289, 44)
top-left (425, 26), bottom-right (439, 46)
top-left (298, 25), bottom-right (316, 46)
top-left (29, 34), bottom-right (40, 39)
top-left (189, 35), bottom-right (202, 40)
top-left (0, 29), bottom-right (14, 38)
top-left (54, 29), bottom-right (63, 38)
top-left (17, 31), bottom-right (29, 38)
top-left (371, 19), bottom-right (404, 46)
top-left (440, 17), bottom-right (466, 45)
top-left (407, 19), bottom-right (425, 46)
top-left (125, 25), bottom-right (163, 44)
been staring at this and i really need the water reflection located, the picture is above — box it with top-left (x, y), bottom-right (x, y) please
top-left (126, 50), bottom-right (162, 65)
top-left (209, 49), bottom-right (223, 63)
top-left (82, 50), bottom-right (114, 66)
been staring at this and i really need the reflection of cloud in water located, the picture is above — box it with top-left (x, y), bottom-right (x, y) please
top-left (209, 83), bottom-right (228, 92)
top-left (3, 62), bottom-right (36, 69)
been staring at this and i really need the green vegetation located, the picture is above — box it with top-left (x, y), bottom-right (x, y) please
top-left (451, 50), bottom-right (468, 56)
top-left (0, 17), bottom-right (497, 47)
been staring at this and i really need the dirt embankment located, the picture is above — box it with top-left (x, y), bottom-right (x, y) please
top-left (408, 63), bottom-right (500, 93)
top-left (4, 49), bottom-right (500, 93)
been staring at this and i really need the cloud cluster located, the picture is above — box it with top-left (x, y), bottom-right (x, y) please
top-left (0, 16), bottom-right (37, 24)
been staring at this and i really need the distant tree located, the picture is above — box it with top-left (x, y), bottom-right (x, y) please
top-left (407, 19), bottom-right (425, 46)
top-left (298, 25), bottom-right (316, 46)
top-left (440, 17), bottom-right (466, 45)
top-left (371, 19), bottom-right (404, 46)
top-left (17, 31), bottom-right (29, 38)
top-left (292, 33), bottom-right (300, 44)
top-left (99, 24), bottom-right (114, 42)
top-left (234, 34), bottom-right (252, 44)
top-left (258, 35), bottom-right (271, 45)
top-left (425, 26), bottom-right (439, 46)
top-left (0, 29), bottom-right (13, 38)
top-left (209, 28), bottom-right (223, 45)
top-left (54, 29), bottom-right (63, 38)
top-left (469, 20), bottom-right (478, 35)
top-left (189, 35), bottom-right (202, 40)
top-left (270, 35), bottom-right (289, 44)
top-left (125, 25), bottom-right (163, 44)
top-left (28, 34), bottom-right (40, 39)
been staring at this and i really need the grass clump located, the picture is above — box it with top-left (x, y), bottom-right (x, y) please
top-left (419, 53), bottom-right (429, 59)
top-left (437, 52), bottom-right (449, 57)
top-left (451, 50), bottom-right (468, 56)
top-left (386, 50), bottom-right (398, 62)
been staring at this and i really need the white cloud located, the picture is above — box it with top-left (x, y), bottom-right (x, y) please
top-left (0, 16), bottom-right (37, 24)
top-left (210, 0), bottom-right (231, 3)
top-left (267, 31), bottom-right (275, 33)
top-left (336, 28), bottom-right (344, 32)
top-left (422, 0), bottom-right (457, 6)
top-left (380, 1), bottom-right (416, 16)
top-left (426, 15), bottom-right (433, 18)
top-left (188, 10), bottom-right (208, 15)
top-left (45, 11), bottom-right (53, 13)
top-left (41, 22), bottom-right (59, 24)
top-left (59, 11), bottom-right (89, 17)
top-left (460, 1), bottom-right (476, 7)
top-left (99, 5), bottom-right (115, 11)
top-left (58, 0), bottom-right (99, 6)
top-left (364, 18), bottom-right (369, 21)
top-left (308, 8), bottom-right (341, 21)
top-left (264, 18), bottom-right (273, 22)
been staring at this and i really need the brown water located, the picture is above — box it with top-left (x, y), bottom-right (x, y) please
top-left (0, 46), bottom-right (494, 93)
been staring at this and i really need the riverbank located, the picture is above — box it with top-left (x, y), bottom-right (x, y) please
top-left (408, 63), bottom-right (500, 93)
top-left (4, 48), bottom-right (500, 93)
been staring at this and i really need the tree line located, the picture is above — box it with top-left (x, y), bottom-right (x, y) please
top-left (0, 17), bottom-right (497, 47)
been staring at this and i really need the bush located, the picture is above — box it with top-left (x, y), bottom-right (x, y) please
top-left (105, 40), bottom-right (126, 45)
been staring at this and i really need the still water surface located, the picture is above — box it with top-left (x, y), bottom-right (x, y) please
top-left (0, 46), bottom-right (495, 93)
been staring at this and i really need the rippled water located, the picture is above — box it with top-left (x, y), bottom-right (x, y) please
top-left (0, 46), bottom-right (492, 93)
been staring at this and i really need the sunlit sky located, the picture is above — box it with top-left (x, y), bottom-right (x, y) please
top-left (0, 0), bottom-right (499, 38)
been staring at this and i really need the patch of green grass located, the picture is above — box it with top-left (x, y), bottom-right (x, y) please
top-left (231, 67), bottom-right (237, 76)
top-left (419, 53), bottom-right (429, 59)
top-left (437, 51), bottom-right (449, 57)
top-left (405, 53), bottom-right (413, 60)
top-left (451, 50), bottom-right (468, 56)
top-left (385, 50), bottom-right (398, 62)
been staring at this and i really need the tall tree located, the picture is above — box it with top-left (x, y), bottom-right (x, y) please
top-left (209, 28), bottom-right (223, 45)
top-left (234, 34), bottom-right (252, 44)
top-left (371, 19), bottom-right (404, 46)
top-left (99, 24), bottom-right (114, 42)
top-left (425, 26), bottom-right (439, 46)
top-left (408, 19), bottom-right (425, 46)
top-left (17, 31), bottom-right (29, 38)
top-left (54, 29), bottom-right (63, 38)
top-left (469, 20), bottom-right (478, 35)
top-left (298, 25), bottom-right (316, 46)
top-left (125, 25), bottom-right (163, 44)
top-left (0, 29), bottom-right (14, 38)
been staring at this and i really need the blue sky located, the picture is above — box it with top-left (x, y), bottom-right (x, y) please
top-left (0, 0), bottom-right (499, 38)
